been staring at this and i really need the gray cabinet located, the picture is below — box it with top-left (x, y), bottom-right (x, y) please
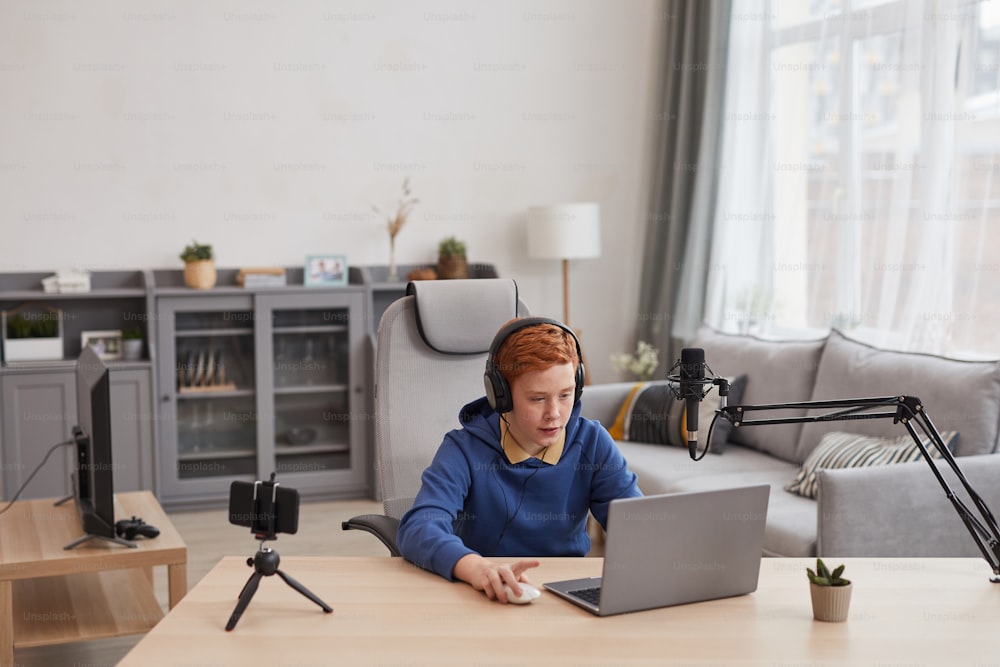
top-left (154, 289), bottom-right (369, 507)
top-left (0, 270), bottom-right (157, 502)
top-left (0, 364), bottom-right (155, 500)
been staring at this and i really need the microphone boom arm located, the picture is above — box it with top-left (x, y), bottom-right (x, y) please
top-left (717, 394), bottom-right (1000, 582)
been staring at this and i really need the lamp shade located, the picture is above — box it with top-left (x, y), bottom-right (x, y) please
top-left (526, 203), bottom-right (601, 260)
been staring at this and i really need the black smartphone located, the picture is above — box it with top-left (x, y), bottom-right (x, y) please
top-left (228, 479), bottom-right (300, 536)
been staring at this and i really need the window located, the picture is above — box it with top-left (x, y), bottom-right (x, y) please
top-left (707, 0), bottom-right (1000, 359)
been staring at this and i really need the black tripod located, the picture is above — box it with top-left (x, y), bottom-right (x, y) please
top-left (225, 541), bottom-right (333, 631)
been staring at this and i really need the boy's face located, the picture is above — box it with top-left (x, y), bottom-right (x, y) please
top-left (507, 362), bottom-right (576, 453)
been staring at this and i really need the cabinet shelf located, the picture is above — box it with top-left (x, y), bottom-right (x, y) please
top-left (178, 449), bottom-right (255, 462)
top-left (0, 288), bottom-right (147, 301)
top-left (175, 328), bottom-right (253, 338)
top-left (176, 388), bottom-right (254, 400)
top-left (273, 325), bottom-right (348, 335)
top-left (275, 442), bottom-right (349, 456)
top-left (274, 384), bottom-right (347, 395)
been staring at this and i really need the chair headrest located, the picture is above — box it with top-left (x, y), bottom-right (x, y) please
top-left (407, 278), bottom-right (520, 354)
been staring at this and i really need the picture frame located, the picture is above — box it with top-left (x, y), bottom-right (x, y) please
top-left (81, 329), bottom-right (123, 361)
top-left (304, 255), bottom-right (348, 287)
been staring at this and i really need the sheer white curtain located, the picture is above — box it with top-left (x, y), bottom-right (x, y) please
top-left (706, 0), bottom-right (1000, 359)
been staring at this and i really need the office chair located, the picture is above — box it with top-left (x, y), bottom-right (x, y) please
top-left (342, 278), bottom-right (529, 555)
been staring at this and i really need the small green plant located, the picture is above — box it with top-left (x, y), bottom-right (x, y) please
top-left (180, 240), bottom-right (213, 262)
top-left (807, 558), bottom-right (850, 586)
top-left (5, 313), bottom-right (59, 339)
top-left (438, 236), bottom-right (466, 259)
top-left (122, 327), bottom-right (143, 340)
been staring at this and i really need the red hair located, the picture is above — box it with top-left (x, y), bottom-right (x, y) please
top-left (493, 319), bottom-right (579, 384)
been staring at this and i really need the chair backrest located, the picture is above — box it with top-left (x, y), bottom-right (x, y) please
top-left (375, 278), bottom-right (529, 520)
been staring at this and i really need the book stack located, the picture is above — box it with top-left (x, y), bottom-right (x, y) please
top-left (237, 267), bottom-right (287, 288)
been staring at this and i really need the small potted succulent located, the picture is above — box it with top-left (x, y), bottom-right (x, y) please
top-left (437, 236), bottom-right (468, 280)
top-left (180, 240), bottom-right (216, 289)
top-left (121, 327), bottom-right (144, 361)
top-left (807, 558), bottom-right (852, 622)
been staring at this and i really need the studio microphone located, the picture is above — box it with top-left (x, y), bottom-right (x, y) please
top-left (679, 348), bottom-right (705, 458)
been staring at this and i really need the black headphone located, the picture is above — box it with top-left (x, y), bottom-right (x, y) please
top-left (483, 317), bottom-right (585, 413)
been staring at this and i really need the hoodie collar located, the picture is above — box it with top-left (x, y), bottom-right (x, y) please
top-left (459, 396), bottom-right (583, 457)
top-left (500, 418), bottom-right (565, 464)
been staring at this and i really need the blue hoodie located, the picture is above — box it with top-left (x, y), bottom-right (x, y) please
top-left (397, 396), bottom-right (642, 580)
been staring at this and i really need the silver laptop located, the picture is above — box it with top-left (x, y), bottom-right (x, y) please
top-left (544, 484), bottom-right (769, 616)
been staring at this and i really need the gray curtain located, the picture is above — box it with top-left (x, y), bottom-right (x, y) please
top-left (638, 0), bottom-right (731, 372)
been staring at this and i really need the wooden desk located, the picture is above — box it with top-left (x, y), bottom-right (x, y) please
top-left (0, 490), bottom-right (187, 666)
top-left (119, 556), bottom-right (1000, 666)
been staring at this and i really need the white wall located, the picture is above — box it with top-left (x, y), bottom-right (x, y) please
top-left (0, 0), bottom-right (665, 382)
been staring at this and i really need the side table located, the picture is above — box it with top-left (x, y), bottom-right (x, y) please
top-left (0, 490), bottom-right (187, 666)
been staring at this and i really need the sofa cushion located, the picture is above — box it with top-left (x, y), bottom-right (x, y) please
top-left (691, 325), bottom-right (827, 462)
top-left (796, 330), bottom-right (1000, 461)
top-left (632, 459), bottom-right (817, 557)
top-left (785, 430), bottom-right (959, 500)
top-left (608, 376), bottom-right (746, 453)
top-left (615, 440), bottom-right (819, 557)
top-left (616, 441), bottom-right (797, 495)
top-left (608, 381), bottom-right (681, 443)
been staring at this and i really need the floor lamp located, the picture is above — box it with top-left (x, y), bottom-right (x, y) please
top-left (527, 203), bottom-right (602, 328)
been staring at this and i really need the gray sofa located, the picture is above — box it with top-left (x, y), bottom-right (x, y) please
top-left (582, 327), bottom-right (1000, 558)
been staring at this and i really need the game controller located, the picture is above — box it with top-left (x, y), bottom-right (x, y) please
top-left (115, 516), bottom-right (160, 541)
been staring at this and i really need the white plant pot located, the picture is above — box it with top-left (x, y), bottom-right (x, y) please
top-left (4, 337), bottom-right (62, 362)
top-left (122, 339), bottom-right (144, 361)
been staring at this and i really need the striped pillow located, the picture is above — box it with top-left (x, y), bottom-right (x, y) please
top-left (785, 430), bottom-right (959, 500)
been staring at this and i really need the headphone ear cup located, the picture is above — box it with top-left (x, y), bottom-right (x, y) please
top-left (574, 362), bottom-right (585, 403)
top-left (484, 363), bottom-right (512, 413)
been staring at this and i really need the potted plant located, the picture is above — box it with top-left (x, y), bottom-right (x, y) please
top-left (437, 236), bottom-right (468, 280)
top-left (180, 240), bottom-right (216, 289)
top-left (122, 327), bottom-right (144, 361)
top-left (807, 558), bottom-right (852, 622)
top-left (2, 303), bottom-right (64, 362)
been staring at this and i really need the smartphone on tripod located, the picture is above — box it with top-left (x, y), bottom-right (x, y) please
top-left (224, 474), bottom-right (331, 631)
top-left (228, 478), bottom-right (300, 539)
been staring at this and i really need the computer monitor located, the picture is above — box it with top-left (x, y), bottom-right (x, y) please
top-left (64, 345), bottom-right (133, 549)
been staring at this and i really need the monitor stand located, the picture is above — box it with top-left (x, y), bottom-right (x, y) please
top-left (55, 495), bottom-right (137, 550)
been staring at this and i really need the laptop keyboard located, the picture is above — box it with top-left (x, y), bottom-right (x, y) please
top-left (569, 586), bottom-right (602, 606)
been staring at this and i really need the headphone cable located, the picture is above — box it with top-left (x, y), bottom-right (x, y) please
top-left (491, 414), bottom-right (542, 553)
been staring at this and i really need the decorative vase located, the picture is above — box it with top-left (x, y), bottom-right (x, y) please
top-left (437, 256), bottom-right (468, 280)
top-left (387, 237), bottom-right (398, 282)
top-left (810, 583), bottom-right (852, 622)
top-left (184, 260), bottom-right (217, 290)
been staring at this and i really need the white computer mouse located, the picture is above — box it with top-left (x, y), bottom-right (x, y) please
top-left (503, 582), bottom-right (541, 605)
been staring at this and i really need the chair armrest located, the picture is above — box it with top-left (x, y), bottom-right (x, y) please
top-left (817, 454), bottom-right (1000, 557)
top-left (580, 382), bottom-right (637, 426)
top-left (341, 514), bottom-right (402, 557)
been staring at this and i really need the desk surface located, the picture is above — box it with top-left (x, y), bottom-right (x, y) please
top-left (120, 556), bottom-right (1000, 666)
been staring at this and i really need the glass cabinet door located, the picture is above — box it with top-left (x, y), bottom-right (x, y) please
top-left (170, 306), bottom-right (257, 482)
top-left (271, 307), bottom-right (352, 475)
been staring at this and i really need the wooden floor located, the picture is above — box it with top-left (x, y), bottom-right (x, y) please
top-left (13, 497), bottom-right (387, 667)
